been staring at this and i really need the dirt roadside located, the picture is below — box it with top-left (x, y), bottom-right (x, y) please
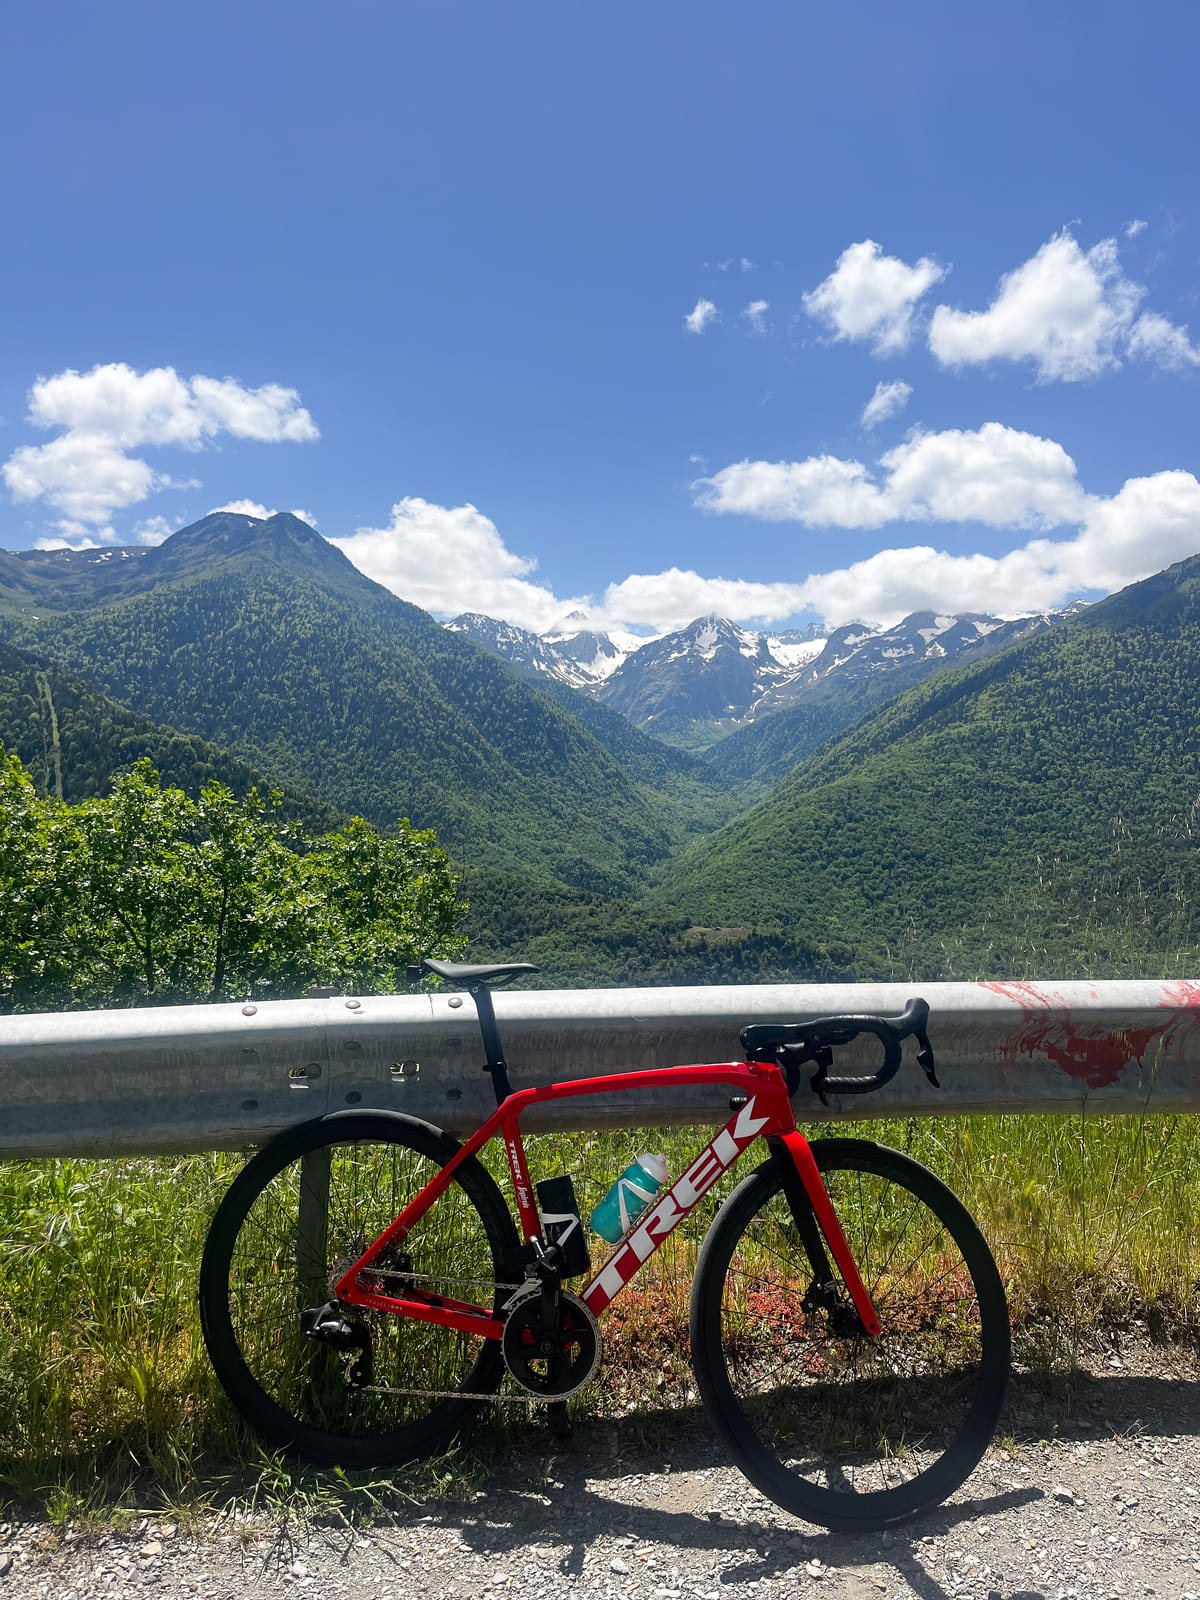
top-left (4, 1347), bottom-right (1200, 1600)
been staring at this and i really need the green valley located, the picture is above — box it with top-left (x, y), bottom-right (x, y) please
top-left (6, 511), bottom-right (1200, 990)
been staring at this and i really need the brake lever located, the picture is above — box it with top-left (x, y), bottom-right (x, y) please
top-left (775, 1039), bottom-right (831, 1098)
top-left (916, 1029), bottom-right (939, 1087)
top-left (806, 1045), bottom-right (836, 1106)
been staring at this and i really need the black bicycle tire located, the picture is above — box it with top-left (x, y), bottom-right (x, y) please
top-left (199, 1109), bottom-right (520, 1468)
top-left (690, 1137), bottom-right (1009, 1532)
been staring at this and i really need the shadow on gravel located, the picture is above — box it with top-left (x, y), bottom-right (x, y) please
top-left (1004, 1368), bottom-right (1200, 1437)
top-left (430, 1411), bottom-right (1046, 1596)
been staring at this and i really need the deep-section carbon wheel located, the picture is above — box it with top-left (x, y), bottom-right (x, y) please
top-left (690, 1138), bottom-right (1009, 1531)
top-left (200, 1110), bottom-right (519, 1468)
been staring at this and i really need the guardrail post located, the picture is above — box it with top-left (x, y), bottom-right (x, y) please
top-left (297, 1146), bottom-right (331, 1305)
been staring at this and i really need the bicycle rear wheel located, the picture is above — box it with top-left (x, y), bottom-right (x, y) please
top-left (200, 1110), bottom-right (519, 1468)
top-left (690, 1138), bottom-right (1009, 1531)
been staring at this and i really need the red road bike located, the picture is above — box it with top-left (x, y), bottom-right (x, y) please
top-left (200, 960), bottom-right (1009, 1532)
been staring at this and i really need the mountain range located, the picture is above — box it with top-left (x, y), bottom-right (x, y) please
top-left (2, 508), bottom-right (1196, 990)
top-left (0, 513), bottom-right (728, 897)
top-left (448, 604), bottom-right (1083, 750)
top-left (646, 556), bottom-right (1200, 976)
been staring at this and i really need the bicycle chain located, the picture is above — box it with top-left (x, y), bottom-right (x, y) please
top-left (356, 1266), bottom-right (524, 1294)
top-left (362, 1384), bottom-right (540, 1405)
top-left (354, 1267), bottom-right (551, 1403)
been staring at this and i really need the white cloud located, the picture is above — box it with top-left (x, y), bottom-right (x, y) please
top-left (23, 363), bottom-right (317, 449)
top-left (330, 498), bottom-right (591, 633)
top-left (329, 499), bottom-right (797, 636)
top-left (860, 380), bottom-right (912, 429)
top-left (212, 499), bottom-right (275, 520)
top-left (34, 534), bottom-right (101, 551)
top-left (1127, 310), bottom-right (1200, 371)
top-left (742, 299), bottom-right (770, 334)
top-left (1124, 219), bottom-right (1148, 239)
top-left (131, 515), bottom-right (179, 545)
top-left (685, 298), bottom-right (718, 334)
top-left (693, 422), bottom-right (1200, 626)
top-left (695, 454), bottom-right (892, 528)
top-left (696, 423), bottom-right (1088, 531)
top-left (795, 469), bottom-right (1200, 624)
top-left (880, 425), bottom-right (1088, 528)
top-left (186, 377), bottom-right (318, 444)
top-left (802, 240), bottom-right (948, 355)
top-left (5, 431), bottom-right (159, 529)
top-left (928, 231), bottom-right (1199, 382)
top-left (740, 257), bottom-right (755, 272)
top-left (598, 569), bottom-right (808, 632)
top-left (2, 362), bottom-right (318, 543)
top-left (331, 437), bottom-right (1200, 638)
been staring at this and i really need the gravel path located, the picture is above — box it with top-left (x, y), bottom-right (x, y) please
top-left (5, 1354), bottom-right (1200, 1600)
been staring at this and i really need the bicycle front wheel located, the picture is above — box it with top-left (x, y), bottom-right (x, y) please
top-left (200, 1110), bottom-right (519, 1468)
top-left (690, 1138), bottom-right (1009, 1531)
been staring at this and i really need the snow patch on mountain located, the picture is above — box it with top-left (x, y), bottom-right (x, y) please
top-left (447, 601), bottom-right (1088, 738)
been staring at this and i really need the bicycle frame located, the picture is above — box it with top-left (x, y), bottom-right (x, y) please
top-left (333, 1058), bottom-right (882, 1340)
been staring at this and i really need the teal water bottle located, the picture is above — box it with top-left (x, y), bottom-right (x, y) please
top-left (589, 1153), bottom-right (670, 1243)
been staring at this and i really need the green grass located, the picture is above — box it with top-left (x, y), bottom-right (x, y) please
top-left (2, 1113), bottom-right (1197, 1523)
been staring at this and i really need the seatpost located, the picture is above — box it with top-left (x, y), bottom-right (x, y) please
top-left (469, 981), bottom-right (514, 1106)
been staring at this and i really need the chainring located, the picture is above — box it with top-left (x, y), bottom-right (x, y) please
top-left (501, 1283), bottom-right (601, 1399)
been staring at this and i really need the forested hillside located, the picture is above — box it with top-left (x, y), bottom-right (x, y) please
top-left (8, 510), bottom-right (1200, 990)
top-left (460, 865), bottom-right (854, 987)
top-left (0, 641), bottom-right (342, 831)
top-left (0, 513), bottom-right (712, 895)
top-left (526, 675), bottom-right (741, 843)
top-left (702, 676), bottom-right (894, 794)
top-left (647, 555), bottom-right (1200, 976)
top-left (704, 610), bottom-right (1071, 791)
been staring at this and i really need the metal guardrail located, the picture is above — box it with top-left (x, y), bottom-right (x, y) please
top-left (3, 978), bottom-right (1200, 1158)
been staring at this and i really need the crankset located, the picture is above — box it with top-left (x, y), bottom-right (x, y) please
top-left (501, 1283), bottom-right (601, 1399)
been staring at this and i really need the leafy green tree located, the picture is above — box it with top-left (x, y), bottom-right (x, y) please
top-left (0, 754), bottom-right (466, 1012)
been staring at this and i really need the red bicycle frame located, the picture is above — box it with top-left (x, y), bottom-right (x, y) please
top-left (334, 1057), bottom-right (881, 1339)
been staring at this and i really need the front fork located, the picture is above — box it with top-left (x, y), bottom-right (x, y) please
top-left (770, 1131), bottom-right (882, 1338)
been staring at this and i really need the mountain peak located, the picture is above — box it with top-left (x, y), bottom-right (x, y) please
top-left (134, 509), bottom-right (372, 596)
top-left (153, 508), bottom-right (326, 558)
top-left (447, 612), bottom-right (629, 685)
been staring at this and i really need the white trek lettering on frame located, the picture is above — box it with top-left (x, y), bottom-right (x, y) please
top-left (583, 1096), bottom-right (771, 1312)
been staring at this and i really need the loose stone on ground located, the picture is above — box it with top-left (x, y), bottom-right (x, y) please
top-left (4, 1352), bottom-right (1200, 1598)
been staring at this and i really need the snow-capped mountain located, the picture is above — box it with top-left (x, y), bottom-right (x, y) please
top-left (595, 616), bottom-right (819, 733)
top-left (753, 610), bottom-right (1067, 714)
top-left (446, 604), bottom-right (1086, 739)
top-left (443, 613), bottom-right (645, 687)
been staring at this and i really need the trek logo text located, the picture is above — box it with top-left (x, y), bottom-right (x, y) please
top-left (582, 1098), bottom-right (768, 1313)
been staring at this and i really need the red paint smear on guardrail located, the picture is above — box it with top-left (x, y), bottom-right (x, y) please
top-left (981, 979), bottom-right (1200, 1089)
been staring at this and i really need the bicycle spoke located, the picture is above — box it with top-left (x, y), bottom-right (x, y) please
top-left (701, 1147), bottom-right (1002, 1513)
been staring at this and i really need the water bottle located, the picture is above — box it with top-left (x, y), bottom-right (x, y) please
top-left (536, 1174), bottom-right (591, 1278)
top-left (589, 1153), bottom-right (670, 1243)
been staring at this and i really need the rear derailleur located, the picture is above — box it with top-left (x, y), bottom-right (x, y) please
top-left (300, 1301), bottom-right (375, 1387)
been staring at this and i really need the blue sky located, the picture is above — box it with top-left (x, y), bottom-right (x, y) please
top-left (2, 0), bottom-right (1199, 633)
